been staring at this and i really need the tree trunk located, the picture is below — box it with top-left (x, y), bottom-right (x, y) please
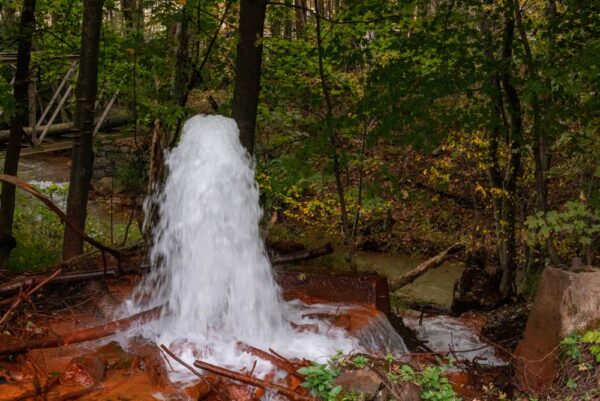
top-left (480, 0), bottom-right (523, 299)
top-left (232, 0), bottom-right (268, 155)
top-left (497, 0), bottom-right (522, 298)
top-left (514, 0), bottom-right (562, 266)
top-left (314, 0), bottom-right (350, 238)
top-left (284, 0), bottom-right (293, 40)
top-left (294, 0), bottom-right (306, 38)
top-left (62, 0), bottom-right (104, 260)
top-left (0, 0), bottom-right (36, 269)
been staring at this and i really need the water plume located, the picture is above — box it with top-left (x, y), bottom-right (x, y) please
top-left (124, 115), bottom-right (405, 380)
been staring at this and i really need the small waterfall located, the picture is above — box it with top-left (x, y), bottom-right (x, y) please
top-left (135, 115), bottom-right (286, 345)
top-left (124, 115), bottom-right (405, 379)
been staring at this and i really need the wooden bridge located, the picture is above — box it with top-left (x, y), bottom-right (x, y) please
top-left (0, 52), bottom-right (129, 150)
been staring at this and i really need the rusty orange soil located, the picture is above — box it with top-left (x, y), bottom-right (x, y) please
top-left (0, 277), bottom-right (394, 400)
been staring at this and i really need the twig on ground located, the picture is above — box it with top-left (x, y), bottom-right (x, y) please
top-left (0, 268), bottom-right (62, 327)
top-left (236, 342), bottom-right (304, 378)
top-left (193, 359), bottom-right (314, 401)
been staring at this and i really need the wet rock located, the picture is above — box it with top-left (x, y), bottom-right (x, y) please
top-left (129, 337), bottom-right (172, 387)
top-left (95, 341), bottom-right (133, 370)
top-left (451, 250), bottom-right (503, 315)
top-left (93, 177), bottom-right (115, 196)
top-left (392, 381), bottom-right (421, 401)
top-left (92, 177), bottom-right (126, 196)
top-left (482, 302), bottom-right (530, 351)
top-left (514, 266), bottom-right (600, 393)
top-left (184, 375), bottom-right (219, 400)
top-left (225, 383), bottom-right (258, 401)
top-left (335, 369), bottom-right (383, 400)
top-left (60, 355), bottom-right (105, 386)
top-left (0, 384), bottom-right (34, 401)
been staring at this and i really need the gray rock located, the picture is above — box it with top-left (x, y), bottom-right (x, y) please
top-left (335, 370), bottom-right (383, 400)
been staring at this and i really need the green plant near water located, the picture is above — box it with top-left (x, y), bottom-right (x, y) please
top-left (9, 184), bottom-right (141, 271)
top-left (297, 362), bottom-right (342, 401)
top-left (561, 330), bottom-right (600, 363)
top-left (397, 363), bottom-right (460, 401)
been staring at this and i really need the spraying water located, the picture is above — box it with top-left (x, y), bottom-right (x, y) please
top-left (124, 115), bottom-right (405, 381)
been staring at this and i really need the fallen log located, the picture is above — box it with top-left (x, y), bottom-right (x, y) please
top-left (272, 243), bottom-right (334, 265)
top-left (407, 301), bottom-right (452, 316)
top-left (0, 244), bottom-right (142, 297)
top-left (388, 243), bottom-right (464, 291)
top-left (0, 269), bottom-right (119, 298)
top-left (0, 174), bottom-right (122, 264)
top-left (193, 359), bottom-right (313, 401)
top-left (0, 305), bottom-right (161, 356)
top-left (0, 114), bottom-right (131, 142)
top-left (236, 342), bottom-right (304, 378)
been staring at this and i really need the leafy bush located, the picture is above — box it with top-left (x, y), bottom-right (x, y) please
top-left (297, 362), bottom-right (342, 401)
top-left (525, 200), bottom-right (600, 262)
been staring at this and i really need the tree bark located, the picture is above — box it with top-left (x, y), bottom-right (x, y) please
top-left (497, 0), bottom-right (522, 298)
top-left (0, 0), bottom-right (36, 269)
top-left (314, 0), bottom-right (350, 238)
top-left (294, 0), bottom-right (307, 38)
top-left (513, 0), bottom-right (562, 266)
top-left (232, 0), bottom-right (268, 155)
top-left (62, 0), bottom-right (104, 260)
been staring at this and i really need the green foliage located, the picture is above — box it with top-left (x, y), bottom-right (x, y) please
top-left (581, 330), bottom-right (600, 363)
top-left (8, 182), bottom-right (140, 271)
top-left (398, 364), bottom-right (460, 401)
top-left (561, 330), bottom-right (600, 363)
top-left (297, 362), bottom-right (342, 401)
top-left (351, 355), bottom-right (368, 369)
top-left (525, 200), bottom-right (600, 259)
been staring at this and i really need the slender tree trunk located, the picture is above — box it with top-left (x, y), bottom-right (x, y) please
top-left (497, 0), bottom-right (522, 298)
top-left (231, 0), bottom-right (268, 155)
top-left (514, 0), bottom-right (562, 266)
top-left (314, 0), bottom-right (350, 238)
top-left (294, 0), bottom-right (306, 38)
top-left (0, 0), bottom-right (36, 269)
top-left (284, 0), bottom-right (293, 40)
top-left (480, 0), bottom-right (523, 299)
top-left (62, 0), bottom-right (104, 260)
top-left (120, 0), bottom-right (136, 32)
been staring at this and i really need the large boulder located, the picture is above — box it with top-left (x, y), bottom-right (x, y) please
top-left (514, 266), bottom-right (600, 393)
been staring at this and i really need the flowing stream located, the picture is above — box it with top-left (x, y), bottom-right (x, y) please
top-left (123, 115), bottom-right (406, 381)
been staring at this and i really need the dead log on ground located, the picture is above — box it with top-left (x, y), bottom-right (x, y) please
top-left (272, 243), bottom-right (333, 265)
top-left (0, 244), bottom-right (142, 297)
top-left (389, 243), bottom-right (464, 291)
top-left (0, 269), bottom-right (119, 298)
top-left (236, 342), bottom-right (304, 378)
top-left (0, 114), bottom-right (131, 142)
top-left (0, 306), bottom-right (161, 356)
top-left (193, 359), bottom-right (313, 401)
top-left (0, 174), bottom-right (122, 265)
top-left (0, 268), bottom-right (62, 326)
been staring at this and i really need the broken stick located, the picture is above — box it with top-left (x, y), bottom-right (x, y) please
top-left (0, 268), bottom-right (62, 326)
top-left (236, 342), bottom-right (304, 379)
top-left (388, 242), bottom-right (464, 291)
top-left (193, 359), bottom-right (313, 401)
top-left (0, 305), bottom-right (162, 356)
